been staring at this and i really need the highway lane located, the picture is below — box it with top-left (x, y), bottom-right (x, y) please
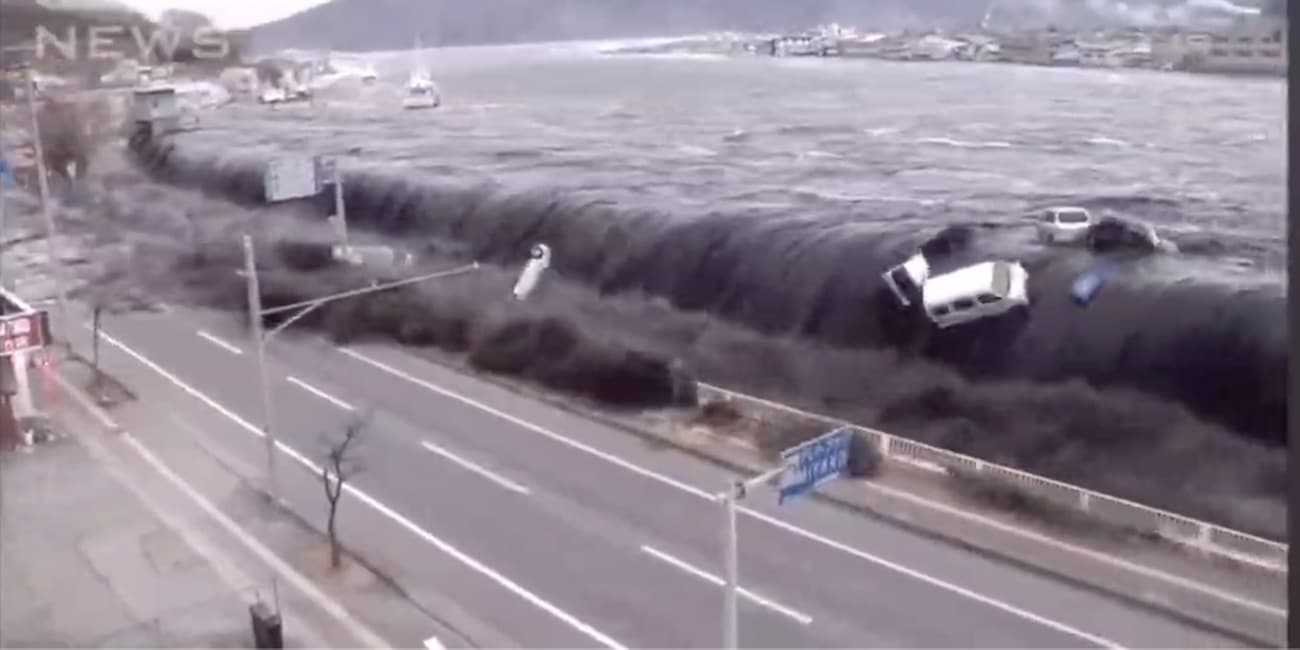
top-left (89, 311), bottom-right (830, 648)
top-left (88, 305), bottom-right (1246, 648)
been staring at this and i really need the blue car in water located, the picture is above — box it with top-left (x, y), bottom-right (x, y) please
top-left (1072, 261), bottom-right (1118, 306)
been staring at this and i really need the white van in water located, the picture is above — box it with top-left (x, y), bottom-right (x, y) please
top-left (922, 261), bottom-right (1029, 328)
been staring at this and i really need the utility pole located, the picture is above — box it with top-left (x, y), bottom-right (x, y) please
top-left (243, 235), bottom-right (280, 503)
top-left (24, 66), bottom-right (70, 349)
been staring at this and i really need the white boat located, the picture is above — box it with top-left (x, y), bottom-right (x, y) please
top-left (361, 64), bottom-right (378, 83)
top-left (259, 86), bottom-right (287, 104)
top-left (401, 37), bottom-right (441, 110)
top-left (402, 75), bottom-right (440, 109)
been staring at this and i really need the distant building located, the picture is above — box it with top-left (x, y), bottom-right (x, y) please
top-left (1194, 16), bottom-right (1286, 75)
top-left (219, 67), bottom-right (258, 96)
top-left (998, 33), bottom-right (1055, 65)
top-left (911, 35), bottom-right (964, 60)
top-left (1151, 32), bottom-right (1214, 69)
top-left (1051, 40), bottom-right (1082, 66)
top-left (1077, 41), bottom-right (1118, 67)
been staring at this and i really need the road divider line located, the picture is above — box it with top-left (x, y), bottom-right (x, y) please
top-left (421, 440), bottom-right (532, 495)
top-left (339, 345), bottom-right (1124, 649)
top-left (640, 545), bottom-right (812, 625)
top-left (287, 376), bottom-right (356, 412)
top-left (734, 505), bottom-right (1123, 648)
top-left (93, 329), bottom-right (628, 650)
top-left (340, 347), bottom-right (714, 500)
top-left (197, 330), bottom-right (244, 356)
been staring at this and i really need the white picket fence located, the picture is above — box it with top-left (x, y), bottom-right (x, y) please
top-left (696, 382), bottom-right (1288, 573)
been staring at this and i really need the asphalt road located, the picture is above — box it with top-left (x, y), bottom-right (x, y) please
top-left (81, 305), bottom-right (1247, 649)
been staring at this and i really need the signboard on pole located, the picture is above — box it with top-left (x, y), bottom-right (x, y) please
top-left (778, 426), bottom-right (852, 505)
top-left (0, 310), bottom-right (49, 357)
top-left (315, 156), bottom-right (338, 185)
top-left (264, 156), bottom-right (319, 202)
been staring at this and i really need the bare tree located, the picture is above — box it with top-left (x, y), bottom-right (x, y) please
top-left (321, 415), bottom-right (367, 570)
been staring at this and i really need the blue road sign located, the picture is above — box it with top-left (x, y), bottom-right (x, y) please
top-left (778, 427), bottom-right (853, 505)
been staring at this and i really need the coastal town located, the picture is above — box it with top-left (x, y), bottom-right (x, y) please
top-left (616, 13), bottom-right (1288, 77)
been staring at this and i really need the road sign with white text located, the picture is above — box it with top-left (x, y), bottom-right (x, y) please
top-left (778, 427), bottom-right (852, 505)
top-left (0, 311), bottom-right (49, 357)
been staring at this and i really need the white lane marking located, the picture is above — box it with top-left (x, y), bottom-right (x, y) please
top-left (287, 376), bottom-right (356, 412)
top-left (424, 636), bottom-right (445, 650)
top-left (640, 545), bottom-right (813, 625)
top-left (422, 440), bottom-right (532, 495)
top-left (92, 330), bottom-right (628, 650)
top-left (197, 330), bottom-right (244, 356)
top-left (736, 505), bottom-right (1122, 648)
top-left (340, 347), bottom-right (714, 501)
top-left (51, 371), bottom-right (386, 649)
top-left (339, 347), bottom-right (1124, 649)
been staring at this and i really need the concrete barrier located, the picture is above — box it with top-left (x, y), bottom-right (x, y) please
top-left (696, 382), bottom-right (1287, 573)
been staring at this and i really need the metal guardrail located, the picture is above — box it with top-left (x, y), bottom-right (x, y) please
top-left (696, 382), bottom-right (1288, 572)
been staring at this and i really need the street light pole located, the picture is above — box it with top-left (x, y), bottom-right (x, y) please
top-left (723, 482), bottom-right (740, 650)
top-left (719, 465), bottom-right (785, 650)
top-left (332, 173), bottom-right (349, 254)
top-left (240, 231), bottom-right (479, 503)
top-left (243, 235), bottom-right (280, 502)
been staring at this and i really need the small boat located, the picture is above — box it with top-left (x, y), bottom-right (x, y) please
top-left (402, 74), bottom-right (440, 109)
top-left (361, 64), bottom-right (378, 83)
top-left (401, 36), bottom-right (441, 110)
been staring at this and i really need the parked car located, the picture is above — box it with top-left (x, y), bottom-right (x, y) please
top-left (1035, 206), bottom-right (1094, 244)
top-left (922, 261), bottom-right (1030, 328)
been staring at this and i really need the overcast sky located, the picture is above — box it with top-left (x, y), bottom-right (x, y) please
top-left (122, 0), bottom-right (331, 29)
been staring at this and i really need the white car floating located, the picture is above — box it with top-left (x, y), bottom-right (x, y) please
top-left (512, 243), bottom-right (551, 300)
top-left (1035, 206), bottom-right (1093, 245)
top-left (922, 260), bottom-right (1030, 329)
top-left (881, 252), bottom-right (930, 307)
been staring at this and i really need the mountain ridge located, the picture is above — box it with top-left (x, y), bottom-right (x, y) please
top-left (246, 0), bottom-right (1284, 54)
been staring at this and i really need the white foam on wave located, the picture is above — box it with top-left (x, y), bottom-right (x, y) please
top-left (915, 137), bottom-right (1013, 149)
top-left (676, 144), bottom-right (718, 157)
top-left (1086, 136), bottom-right (1131, 147)
top-left (1225, 133), bottom-right (1269, 145)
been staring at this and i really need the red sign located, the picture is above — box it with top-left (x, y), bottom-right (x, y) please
top-left (0, 311), bottom-right (49, 357)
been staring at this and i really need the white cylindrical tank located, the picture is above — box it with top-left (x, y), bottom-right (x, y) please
top-left (512, 244), bottom-right (551, 300)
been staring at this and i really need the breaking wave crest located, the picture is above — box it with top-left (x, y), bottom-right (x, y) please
top-left (125, 130), bottom-right (1286, 538)
top-left (130, 131), bottom-right (1286, 445)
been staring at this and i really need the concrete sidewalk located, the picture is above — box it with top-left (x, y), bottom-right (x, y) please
top-left (1, 353), bottom-right (463, 648)
top-left (0, 391), bottom-right (291, 648)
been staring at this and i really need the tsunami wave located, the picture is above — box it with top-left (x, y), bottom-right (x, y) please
top-left (119, 129), bottom-right (1286, 538)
